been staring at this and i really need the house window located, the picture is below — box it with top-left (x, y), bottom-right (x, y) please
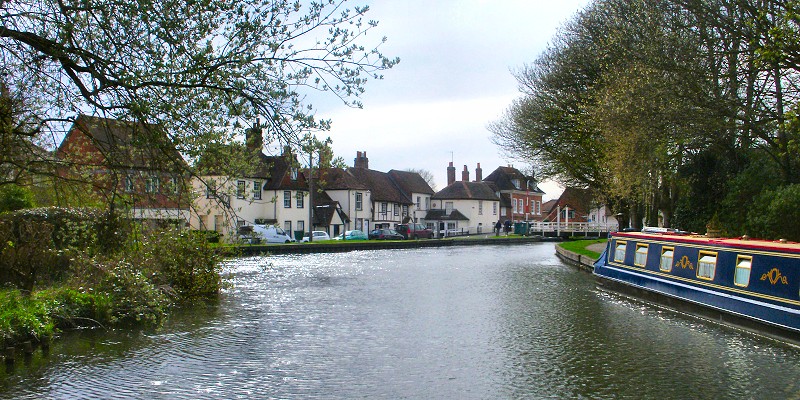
top-left (403, 205), bottom-right (409, 216)
top-left (634, 244), bottom-right (648, 267)
top-left (479, 201), bottom-right (483, 215)
top-left (512, 199), bottom-right (518, 213)
top-left (296, 192), bottom-right (304, 208)
top-left (284, 221), bottom-right (292, 233)
top-left (660, 247), bottom-right (674, 272)
top-left (445, 202), bottom-right (453, 214)
top-left (284, 191), bottom-right (291, 208)
top-left (290, 168), bottom-right (298, 180)
top-left (145, 176), bottom-right (159, 193)
top-left (697, 251), bottom-right (717, 280)
top-left (355, 192), bottom-right (363, 211)
top-left (416, 196), bottom-right (421, 209)
top-left (124, 176), bottom-right (134, 193)
top-left (381, 202), bottom-right (387, 214)
top-left (613, 241), bottom-right (626, 263)
top-left (734, 255), bottom-right (752, 287)
top-left (297, 220), bottom-right (304, 233)
top-left (536, 201), bottom-right (541, 215)
top-left (512, 179), bottom-right (520, 189)
top-left (493, 202), bottom-right (497, 215)
top-left (394, 204), bottom-right (399, 216)
top-left (425, 197), bottom-right (431, 210)
top-left (252, 181), bottom-right (262, 200)
top-left (237, 180), bottom-right (246, 199)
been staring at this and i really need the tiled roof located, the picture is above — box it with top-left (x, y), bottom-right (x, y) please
top-left (483, 166), bottom-right (544, 194)
top-left (196, 146), bottom-right (306, 190)
top-left (432, 181), bottom-right (499, 201)
top-left (388, 170), bottom-right (434, 195)
top-left (311, 168), bottom-right (369, 190)
top-left (347, 167), bottom-right (412, 204)
top-left (59, 114), bottom-right (186, 171)
top-left (424, 209), bottom-right (469, 221)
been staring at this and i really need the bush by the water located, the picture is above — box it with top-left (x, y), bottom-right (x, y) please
top-left (0, 207), bottom-right (223, 344)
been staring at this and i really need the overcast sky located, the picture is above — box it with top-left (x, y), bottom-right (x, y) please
top-left (285, 0), bottom-right (592, 199)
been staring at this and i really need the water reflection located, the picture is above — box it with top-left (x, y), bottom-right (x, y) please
top-left (2, 243), bottom-right (799, 399)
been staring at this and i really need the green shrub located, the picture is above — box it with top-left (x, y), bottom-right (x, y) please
top-left (32, 287), bottom-right (113, 329)
top-left (0, 289), bottom-right (54, 343)
top-left (0, 184), bottom-right (36, 213)
top-left (95, 259), bottom-right (169, 326)
top-left (132, 228), bottom-right (222, 299)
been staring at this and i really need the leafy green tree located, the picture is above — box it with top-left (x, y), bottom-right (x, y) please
top-left (1, 0), bottom-right (398, 190)
top-left (0, 184), bottom-right (35, 212)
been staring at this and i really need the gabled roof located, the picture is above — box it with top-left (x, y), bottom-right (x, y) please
top-left (57, 114), bottom-right (186, 171)
top-left (542, 187), bottom-right (593, 221)
top-left (347, 167), bottom-right (412, 204)
top-left (432, 181), bottom-right (499, 201)
top-left (388, 170), bottom-right (434, 195)
top-left (424, 209), bottom-right (469, 221)
top-left (483, 166), bottom-right (544, 194)
top-left (196, 146), bottom-right (306, 190)
top-left (312, 191), bottom-right (350, 225)
top-left (311, 168), bottom-right (369, 191)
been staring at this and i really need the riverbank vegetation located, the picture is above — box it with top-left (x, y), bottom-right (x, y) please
top-left (492, 0), bottom-right (800, 241)
top-left (0, 207), bottom-right (221, 346)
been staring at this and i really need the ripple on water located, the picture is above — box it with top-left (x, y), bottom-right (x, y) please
top-left (4, 244), bottom-right (800, 399)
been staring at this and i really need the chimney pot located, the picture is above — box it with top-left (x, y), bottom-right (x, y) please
top-left (447, 162), bottom-right (456, 186)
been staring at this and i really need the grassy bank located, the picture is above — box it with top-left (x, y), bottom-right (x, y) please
top-left (557, 238), bottom-right (607, 259)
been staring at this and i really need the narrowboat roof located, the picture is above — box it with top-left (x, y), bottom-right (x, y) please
top-left (612, 231), bottom-right (800, 254)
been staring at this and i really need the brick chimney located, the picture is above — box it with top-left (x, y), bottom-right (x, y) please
top-left (475, 163), bottom-right (482, 182)
top-left (462, 165), bottom-right (469, 182)
top-left (447, 162), bottom-right (456, 186)
top-left (354, 151), bottom-right (369, 169)
top-left (246, 118), bottom-right (263, 152)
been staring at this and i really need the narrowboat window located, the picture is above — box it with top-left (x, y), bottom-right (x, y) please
top-left (697, 252), bottom-right (717, 280)
top-left (734, 255), bottom-right (752, 287)
top-left (613, 241), bottom-right (626, 262)
top-left (660, 247), bottom-right (674, 272)
top-left (634, 244), bottom-right (648, 267)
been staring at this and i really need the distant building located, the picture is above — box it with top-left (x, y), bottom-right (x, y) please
top-left (55, 114), bottom-right (190, 227)
top-left (428, 162), bottom-right (500, 236)
top-left (483, 166), bottom-right (544, 223)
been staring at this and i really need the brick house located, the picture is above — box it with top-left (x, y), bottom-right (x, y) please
top-left (483, 166), bottom-right (545, 223)
top-left (55, 114), bottom-right (190, 227)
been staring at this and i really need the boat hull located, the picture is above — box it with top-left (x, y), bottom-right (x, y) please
top-left (593, 233), bottom-right (800, 346)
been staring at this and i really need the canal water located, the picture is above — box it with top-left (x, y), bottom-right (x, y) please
top-left (2, 243), bottom-right (799, 399)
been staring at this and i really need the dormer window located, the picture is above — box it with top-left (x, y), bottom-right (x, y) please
top-left (512, 179), bottom-right (520, 189)
top-left (291, 167), bottom-right (298, 180)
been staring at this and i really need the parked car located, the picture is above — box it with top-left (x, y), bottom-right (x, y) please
top-left (333, 229), bottom-right (369, 241)
top-left (238, 224), bottom-right (295, 244)
top-left (368, 228), bottom-right (405, 240)
top-left (395, 223), bottom-right (433, 239)
top-left (302, 230), bottom-right (331, 242)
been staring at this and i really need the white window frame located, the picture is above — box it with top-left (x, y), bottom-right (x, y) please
top-left (252, 181), bottom-right (262, 200)
top-left (296, 191), bottom-right (304, 209)
top-left (236, 180), bottom-right (246, 199)
top-left (284, 191), bottom-right (291, 208)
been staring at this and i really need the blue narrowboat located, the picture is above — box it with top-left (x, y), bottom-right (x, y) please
top-left (593, 229), bottom-right (800, 345)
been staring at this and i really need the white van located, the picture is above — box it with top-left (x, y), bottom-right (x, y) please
top-left (239, 224), bottom-right (295, 244)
